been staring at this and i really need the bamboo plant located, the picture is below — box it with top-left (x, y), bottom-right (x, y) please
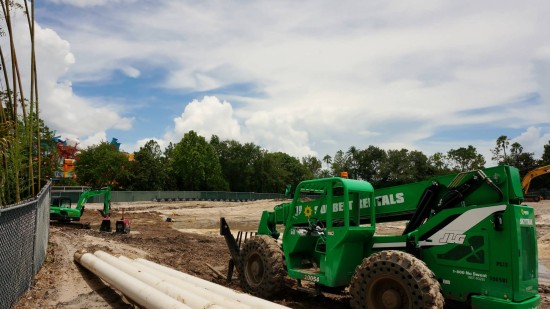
top-left (0, 0), bottom-right (42, 206)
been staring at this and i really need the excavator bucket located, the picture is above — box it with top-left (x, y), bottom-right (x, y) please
top-left (100, 217), bottom-right (111, 232)
top-left (98, 209), bottom-right (112, 232)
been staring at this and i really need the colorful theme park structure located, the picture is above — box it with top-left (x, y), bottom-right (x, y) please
top-left (52, 137), bottom-right (131, 181)
top-left (52, 135), bottom-right (79, 180)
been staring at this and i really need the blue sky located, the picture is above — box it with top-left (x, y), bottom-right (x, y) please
top-left (7, 1), bottom-right (550, 164)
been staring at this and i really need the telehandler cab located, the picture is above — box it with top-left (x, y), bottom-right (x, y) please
top-left (221, 165), bottom-right (540, 308)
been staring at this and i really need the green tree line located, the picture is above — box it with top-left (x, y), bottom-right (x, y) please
top-left (73, 131), bottom-right (550, 194)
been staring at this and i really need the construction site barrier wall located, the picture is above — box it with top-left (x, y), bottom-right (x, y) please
top-left (51, 189), bottom-right (286, 203)
top-left (0, 181), bottom-right (51, 309)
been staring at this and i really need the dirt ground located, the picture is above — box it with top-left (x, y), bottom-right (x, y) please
top-left (12, 198), bottom-right (550, 309)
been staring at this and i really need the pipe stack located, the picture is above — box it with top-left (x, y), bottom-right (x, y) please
top-left (74, 250), bottom-right (290, 309)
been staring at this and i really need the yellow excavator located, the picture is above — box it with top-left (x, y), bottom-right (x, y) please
top-left (521, 164), bottom-right (550, 202)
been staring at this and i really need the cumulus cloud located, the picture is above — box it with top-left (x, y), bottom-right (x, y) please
top-left (513, 127), bottom-right (550, 158)
top-left (128, 137), bottom-right (171, 154)
top-left (42, 81), bottom-right (133, 136)
top-left (35, 1), bottom-right (550, 161)
top-left (160, 96), bottom-right (315, 158)
top-left (166, 96), bottom-right (242, 142)
top-left (79, 131), bottom-right (108, 148)
top-left (2, 14), bottom-right (134, 149)
top-left (245, 111), bottom-right (316, 156)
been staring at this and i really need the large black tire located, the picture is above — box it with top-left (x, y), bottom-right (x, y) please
top-left (238, 235), bottom-right (287, 299)
top-left (349, 250), bottom-right (444, 309)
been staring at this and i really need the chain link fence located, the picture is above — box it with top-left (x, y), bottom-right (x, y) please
top-left (0, 181), bottom-right (51, 309)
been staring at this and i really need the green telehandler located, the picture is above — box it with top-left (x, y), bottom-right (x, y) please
top-left (50, 187), bottom-right (113, 232)
top-left (221, 165), bottom-right (540, 308)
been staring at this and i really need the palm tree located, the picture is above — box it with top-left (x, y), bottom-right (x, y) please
top-left (346, 146), bottom-right (359, 179)
top-left (323, 154), bottom-right (332, 169)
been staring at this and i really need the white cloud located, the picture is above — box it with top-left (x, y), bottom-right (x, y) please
top-left (534, 45), bottom-right (550, 110)
top-left (167, 96), bottom-right (242, 142)
top-left (47, 0), bottom-right (136, 8)
top-left (121, 66), bottom-right (141, 78)
top-left (512, 127), bottom-right (550, 159)
top-left (80, 131), bottom-right (107, 148)
top-left (34, 1), bottom-right (550, 162)
top-left (159, 96), bottom-right (315, 158)
top-left (3, 15), bottom-right (134, 149)
top-left (125, 137), bottom-right (171, 154)
top-left (43, 81), bottom-right (133, 136)
top-left (245, 111), bottom-right (316, 157)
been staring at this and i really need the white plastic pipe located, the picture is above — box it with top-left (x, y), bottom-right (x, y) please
top-left (134, 258), bottom-right (291, 309)
top-left (119, 256), bottom-right (251, 309)
top-left (93, 251), bottom-right (224, 309)
top-left (74, 251), bottom-right (190, 309)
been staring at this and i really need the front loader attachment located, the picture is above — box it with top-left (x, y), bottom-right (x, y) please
top-left (220, 217), bottom-right (256, 282)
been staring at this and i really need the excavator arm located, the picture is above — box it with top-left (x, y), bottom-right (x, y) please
top-left (75, 187), bottom-right (112, 232)
top-left (75, 187), bottom-right (111, 215)
top-left (521, 165), bottom-right (550, 193)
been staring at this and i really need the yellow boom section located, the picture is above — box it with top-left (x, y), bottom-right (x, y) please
top-left (521, 165), bottom-right (550, 193)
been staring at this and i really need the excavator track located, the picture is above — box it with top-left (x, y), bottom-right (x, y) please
top-left (50, 221), bottom-right (91, 229)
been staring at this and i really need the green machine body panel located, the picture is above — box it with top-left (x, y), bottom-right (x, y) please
top-left (255, 165), bottom-right (539, 308)
top-left (50, 196), bottom-right (81, 221)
